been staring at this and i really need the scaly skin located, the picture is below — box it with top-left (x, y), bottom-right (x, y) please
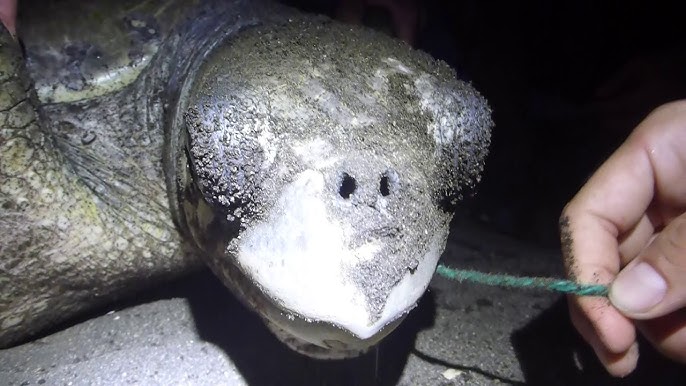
top-left (0, 0), bottom-right (492, 356)
top-left (0, 0), bottom-right (287, 348)
top-left (0, 0), bottom-right (289, 348)
top-left (0, 22), bottom-right (194, 347)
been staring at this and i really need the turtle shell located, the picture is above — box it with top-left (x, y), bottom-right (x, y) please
top-left (19, 0), bottom-right (196, 103)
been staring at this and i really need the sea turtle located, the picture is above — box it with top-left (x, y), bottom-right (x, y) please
top-left (0, 0), bottom-right (491, 358)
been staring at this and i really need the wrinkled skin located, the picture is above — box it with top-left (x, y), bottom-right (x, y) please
top-left (0, 0), bottom-right (491, 358)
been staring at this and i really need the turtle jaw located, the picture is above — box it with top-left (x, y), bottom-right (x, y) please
top-left (204, 217), bottom-right (447, 359)
top-left (233, 225), bottom-right (447, 360)
top-left (178, 159), bottom-right (450, 358)
top-left (204, 247), bottom-right (408, 359)
top-left (219, 169), bottom-right (449, 358)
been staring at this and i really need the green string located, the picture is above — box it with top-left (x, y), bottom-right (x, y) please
top-left (436, 264), bottom-right (609, 297)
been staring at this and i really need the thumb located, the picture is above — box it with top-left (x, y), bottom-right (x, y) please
top-left (610, 213), bottom-right (686, 319)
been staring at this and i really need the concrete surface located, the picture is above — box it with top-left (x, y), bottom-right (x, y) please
top-left (2, 219), bottom-right (685, 385)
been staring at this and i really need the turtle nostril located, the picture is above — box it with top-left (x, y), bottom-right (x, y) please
top-left (380, 169), bottom-right (398, 196)
top-left (339, 173), bottom-right (356, 199)
top-left (379, 175), bottom-right (390, 196)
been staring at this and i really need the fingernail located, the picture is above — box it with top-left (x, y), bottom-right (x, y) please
top-left (610, 262), bottom-right (667, 314)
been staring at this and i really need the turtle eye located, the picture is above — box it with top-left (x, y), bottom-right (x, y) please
top-left (184, 146), bottom-right (194, 174)
top-left (182, 145), bottom-right (203, 198)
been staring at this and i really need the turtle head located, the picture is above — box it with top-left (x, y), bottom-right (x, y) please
top-left (172, 18), bottom-right (491, 358)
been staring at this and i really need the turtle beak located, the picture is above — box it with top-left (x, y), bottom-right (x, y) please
top-left (233, 169), bottom-right (447, 357)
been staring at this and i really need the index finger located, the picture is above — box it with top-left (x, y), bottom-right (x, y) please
top-left (565, 100), bottom-right (686, 281)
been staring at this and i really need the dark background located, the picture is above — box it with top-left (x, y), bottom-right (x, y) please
top-left (4, 1), bottom-right (686, 384)
top-left (282, 0), bottom-right (686, 247)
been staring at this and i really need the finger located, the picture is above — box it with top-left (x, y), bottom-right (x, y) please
top-left (566, 100), bottom-right (686, 277)
top-left (559, 106), bottom-right (656, 281)
top-left (387, 1), bottom-right (418, 45)
top-left (566, 292), bottom-right (636, 369)
top-left (568, 299), bottom-right (639, 377)
top-left (610, 213), bottom-right (686, 319)
top-left (644, 101), bottom-right (686, 211)
top-left (560, 186), bottom-right (648, 361)
top-left (617, 212), bottom-right (656, 266)
top-left (335, 0), bottom-right (365, 24)
top-left (637, 308), bottom-right (686, 363)
top-left (0, 0), bottom-right (16, 37)
top-left (560, 201), bottom-right (642, 376)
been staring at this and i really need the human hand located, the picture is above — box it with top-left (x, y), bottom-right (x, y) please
top-left (336, 0), bottom-right (418, 45)
top-left (560, 100), bottom-right (686, 376)
top-left (0, 0), bottom-right (16, 36)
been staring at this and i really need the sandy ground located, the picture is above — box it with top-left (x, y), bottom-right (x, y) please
top-left (2, 219), bottom-right (684, 385)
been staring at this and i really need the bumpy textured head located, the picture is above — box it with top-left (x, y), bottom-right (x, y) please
top-left (174, 17), bottom-right (491, 358)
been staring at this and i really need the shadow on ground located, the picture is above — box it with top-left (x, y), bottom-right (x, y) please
top-left (184, 270), bottom-right (436, 386)
top-left (511, 298), bottom-right (686, 386)
top-left (3, 226), bottom-right (685, 385)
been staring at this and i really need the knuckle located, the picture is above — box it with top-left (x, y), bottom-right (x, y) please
top-left (661, 216), bottom-right (686, 269)
top-left (650, 99), bottom-right (686, 119)
top-left (560, 201), bottom-right (578, 220)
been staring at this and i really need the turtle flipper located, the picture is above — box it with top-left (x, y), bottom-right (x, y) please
top-left (0, 23), bottom-right (101, 346)
top-left (1, 26), bottom-right (61, 343)
top-left (0, 25), bottom-right (192, 347)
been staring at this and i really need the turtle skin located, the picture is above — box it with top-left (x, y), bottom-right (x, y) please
top-left (0, 0), bottom-right (492, 358)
